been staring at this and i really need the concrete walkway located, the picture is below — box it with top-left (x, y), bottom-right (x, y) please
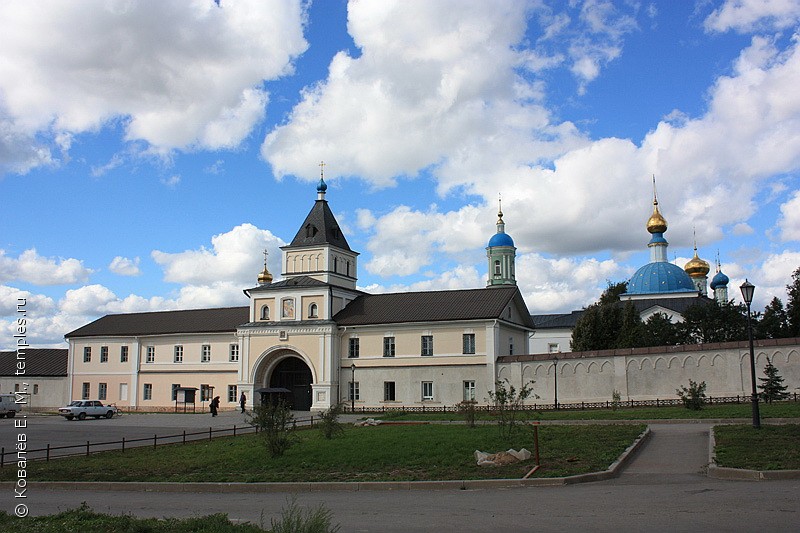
top-left (621, 422), bottom-right (710, 476)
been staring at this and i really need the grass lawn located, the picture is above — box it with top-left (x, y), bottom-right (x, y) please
top-left (374, 401), bottom-right (800, 422)
top-left (1, 424), bottom-right (645, 483)
top-left (713, 424), bottom-right (800, 470)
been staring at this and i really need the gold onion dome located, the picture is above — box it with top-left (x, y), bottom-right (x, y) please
top-left (684, 247), bottom-right (710, 278)
top-left (647, 200), bottom-right (668, 234)
top-left (257, 267), bottom-right (273, 285)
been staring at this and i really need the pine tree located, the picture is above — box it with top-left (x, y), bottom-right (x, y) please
top-left (786, 267), bottom-right (800, 337)
top-left (756, 297), bottom-right (789, 339)
top-left (758, 358), bottom-right (789, 404)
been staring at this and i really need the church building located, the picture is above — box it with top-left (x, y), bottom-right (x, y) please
top-left (65, 179), bottom-right (534, 411)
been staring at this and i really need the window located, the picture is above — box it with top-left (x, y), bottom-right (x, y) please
top-left (229, 344), bottom-right (239, 362)
top-left (98, 382), bottom-right (107, 400)
top-left (421, 335), bottom-right (433, 356)
top-left (509, 337), bottom-right (514, 356)
top-left (120, 345), bottom-right (129, 363)
top-left (14, 383), bottom-right (19, 392)
top-left (143, 383), bottom-right (153, 401)
top-left (146, 346), bottom-right (155, 363)
top-left (308, 303), bottom-right (318, 318)
top-left (349, 381), bottom-right (360, 401)
top-left (494, 260), bottom-right (501, 276)
top-left (548, 343), bottom-right (560, 353)
top-left (200, 384), bottom-right (212, 402)
top-left (281, 298), bottom-right (295, 319)
top-left (82, 382), bottom-right (90, 399)
top-left (463, 334), bottom-right (476, 354)
top-left (384, 381), bottom-right (396, 401)
top-left (421, 381), bottom-right (434, 401)
top-left (463, 381), bottom-right (476, 401)
top-left (348, 337), bottom-right (359, 358)
top-left (83, 346), bottom-right (91, 363)
top-left (201, 344), bottom-right (211, 362)
top-left (227, 385), bottom-right (238, 403)
top-left (174, 345), bottom-right (183, 363)
top-left (100, 346), bottom-right (108, 363)
top-left (171, 384), bottom-right (181, 401)
top-left (383, 336), bottom-right (395, 357)
top-left (33, 384), bottom-right (39, 395)
top-left (260, 305), bottom-right (270, 320)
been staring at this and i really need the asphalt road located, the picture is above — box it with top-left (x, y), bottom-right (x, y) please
top-left (2, 418), bottom-right (799, 531)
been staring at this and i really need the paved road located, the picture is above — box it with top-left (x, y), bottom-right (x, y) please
top-left (5, 421), bottom-right (800, 531)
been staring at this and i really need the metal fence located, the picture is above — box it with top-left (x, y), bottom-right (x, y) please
top-left (1, 416), bottom-right (316, 469)
top-left (344, 393), bottom-right (800, 414)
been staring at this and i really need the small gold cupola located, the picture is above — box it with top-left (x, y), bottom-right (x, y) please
top-left (257, 249), bottom-right (273, 285)
top-left (647, 176), bottom-right (668, 234)
top-left (684, 231), bottom-right (710, 278)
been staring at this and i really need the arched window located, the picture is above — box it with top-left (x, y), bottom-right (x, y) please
top-left (494, 260), bottom-right (501, 276)
top-left (333, 256), bottom-right (338, 273)
top-left (260, 305), bottom-right (270, 320)
top-left (309, 303), bottom-right (318, 318)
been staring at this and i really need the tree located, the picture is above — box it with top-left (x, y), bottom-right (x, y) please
top-left (756, 297), bottom-right (789, 339)
top-left (571, 281), bottom-right (629, 351)
top-left (318, 402), bottom-right (345, 439)
top-left (487, 379), bottom-right (536, 440)
top-left (786, 267), bottom-right (800, 337)
top-left (758, 358), bottom-right (789, 404)
top-left (615, 301), bottom-right (643, 348)
top-left (678, 301), bottom-right (747, 344)
top-left (639, 312), bottom-right (683, 347)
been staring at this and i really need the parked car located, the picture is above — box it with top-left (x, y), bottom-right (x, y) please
top-left (58, 400), bottom-right (117, 420)
top-left (0, 394), bottom-right (19, 418)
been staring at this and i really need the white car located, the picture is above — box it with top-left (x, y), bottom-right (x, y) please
top-left (58, 400), bottom-right (117, 420)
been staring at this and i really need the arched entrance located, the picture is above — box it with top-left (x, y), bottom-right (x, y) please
top-left (269, 356), bottom-right (313, 411)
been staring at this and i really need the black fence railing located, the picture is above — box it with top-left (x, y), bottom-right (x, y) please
top-left (345, 393), bottom-right (800, 414)
top-left (1, 416), bottom-right (315, 469)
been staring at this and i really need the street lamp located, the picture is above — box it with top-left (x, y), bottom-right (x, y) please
top-left (553, 353), bottom-right (559, 410)
top-left (350, 362), bottom-right (356, 413)
top-left (740, 279), bottom-right (761, 429)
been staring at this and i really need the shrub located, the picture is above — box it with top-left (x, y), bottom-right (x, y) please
top-left (246, 399), bottom-right (296, 457)
top-left (487, 379), bottom-right (536, 440)
top-left (676, 380), bottom-right (707, 410)
top-left (611, 389), bottom-right (622, 411)
top-left (758, 358), bottom-right (790, 404)
top-left (270, 497), bottom-right (340, 533)
top-left (457, 400), bottom-right (478, 428)
top-left (318, 403), bottom-right (345, 439)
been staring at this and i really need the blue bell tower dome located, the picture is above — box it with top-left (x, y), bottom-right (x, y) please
top-left (486, 198), bottom-right (516, 287)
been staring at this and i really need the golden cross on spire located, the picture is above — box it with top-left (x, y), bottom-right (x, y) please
top-left (319, 160), bottom-right (326, 180)
top-left (262, 249), bottom-right (269, 269)
top-left (652, 174), bottom-right (659, 205)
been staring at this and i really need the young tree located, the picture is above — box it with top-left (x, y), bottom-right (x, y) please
top-left (676, 380), bottom-right (707, 410)
top-left (487, 379), bottom-right (536, 440)
top-left (758, 358), bottom-right (790, 404)
top-left (756, 297), bottom-right (789, 339)
top-left (246, 399), bottom-right (296, 457)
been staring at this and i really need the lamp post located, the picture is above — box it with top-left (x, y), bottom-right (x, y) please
top-left (553, 354), bottom-right (559, 410)
top-left (350, 362), bottom-right (356, 413)
top-left (739, 279), bottom-right (761, 429)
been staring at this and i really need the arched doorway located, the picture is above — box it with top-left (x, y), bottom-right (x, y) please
top-left (269, 357), bottom-right (313, 411)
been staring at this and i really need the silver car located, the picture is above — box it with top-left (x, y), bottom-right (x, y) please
top-left (58, 400), bottom-right (117, 420)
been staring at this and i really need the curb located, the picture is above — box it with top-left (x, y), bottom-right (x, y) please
top-left (706, 426), bottom-right (800, 481)
top-left (11, 427), bottom-right (652, 493)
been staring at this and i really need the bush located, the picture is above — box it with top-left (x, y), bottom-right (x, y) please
top-left (457, 400), bottom-right (478, 428)
top-left (676, 380), bottom-right (707, 410)
top-left (487, 379), bottom-right (536, 440)
top-left (318, 403), bottom-right (345, 439)
top-left (246, 399), bottom-right (296, 457)
top-left (270, 498), bottom-right (340, 533)
top-left (611, 389), bottom-right (622, 411)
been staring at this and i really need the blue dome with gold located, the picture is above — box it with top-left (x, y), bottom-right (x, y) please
top-left (488, 232), bottom-right (515, 247)
top-left (628, 262), bottom-right (697, 294)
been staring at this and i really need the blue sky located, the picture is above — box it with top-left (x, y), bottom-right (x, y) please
top-left (2, 0), bottom-right (800, 349)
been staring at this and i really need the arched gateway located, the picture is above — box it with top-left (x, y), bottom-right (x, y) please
top-left (253, 352), bottom-right (314, 411)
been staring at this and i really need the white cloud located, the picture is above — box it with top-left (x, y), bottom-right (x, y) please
top-left (0, 0), bottom-right (308, 174)
top-left (360, 265), bottom-right (482, 294)
top-left (152, 223), bottom-right (284, 285)
top-left (705, 0), bottom-right (800, 33)
top-left (0, 285), bottom-right (56, 317)
top-left (161, 174), bottom-right (181, 188)
top-left (0, 249), bottom-right (92, 285)
top-left (108, 256), bottom-right (141, 277)
top-left (777, 190), bottom-right (800, 241)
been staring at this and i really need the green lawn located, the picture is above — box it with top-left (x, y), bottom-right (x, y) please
top-left (373, 401), bottom-right (800, 422)
top-left (713, 424), bottom-right (800, 470)
top-left (1, 424), bottom-right (645, 482)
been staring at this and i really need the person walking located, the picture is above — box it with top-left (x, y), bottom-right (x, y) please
top-left (210, 396), bottom-right (220, 417)
top-left (239, 391), bottom-right (246, 413)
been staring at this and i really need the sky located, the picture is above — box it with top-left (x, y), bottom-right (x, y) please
top-left (2, 0), bottom-right (800, 350)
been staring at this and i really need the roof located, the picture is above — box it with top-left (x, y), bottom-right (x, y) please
top-left (65, 306), bottom-right (249, 338)
top-left (628, 295), bottom-right (713, 316)
top-left (245, 275), bottom-right (334, 293)
top-left (532, 311), bottom-right (584, 329)
top-left (628, 261), bottom-right (697, 295)
top-left (333, 286), bottom-right (534, 328)
top-left (488, 232), bottom-right (515, 247)
top-left (0, 348), bottom-right (68, 377)
top-left (287, 199), bottom-right (352, 251)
